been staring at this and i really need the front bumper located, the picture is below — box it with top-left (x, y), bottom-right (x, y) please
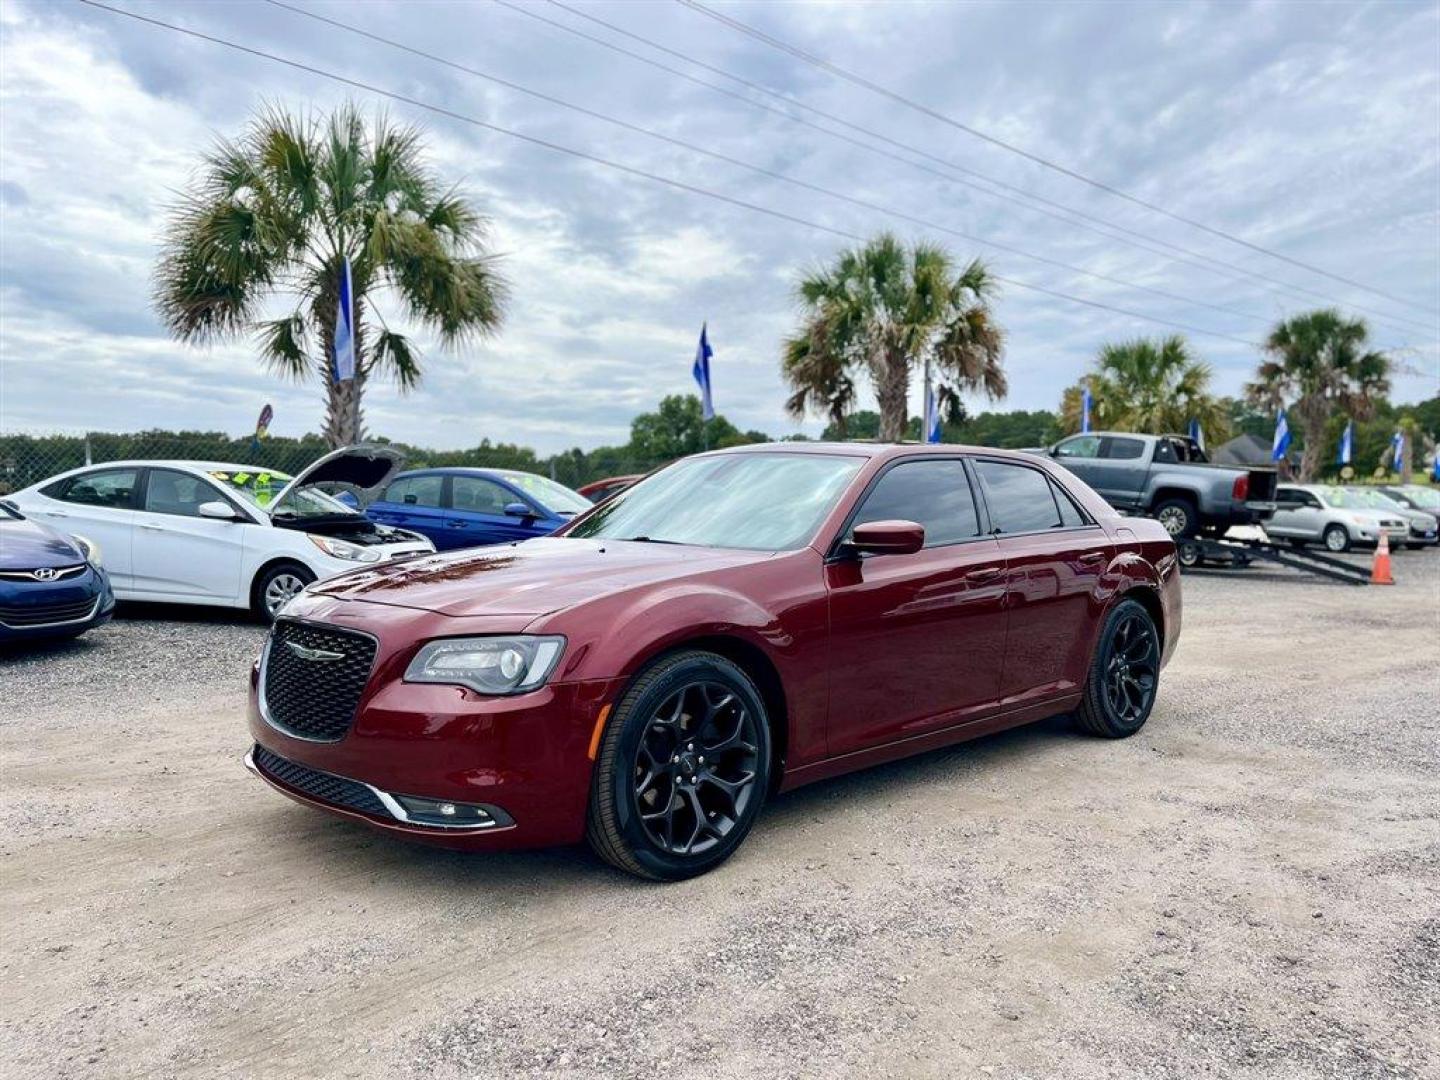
top-left (0, 569), bottom-right (114, 642)
top-left (247, 645), bottom-right (615, 851)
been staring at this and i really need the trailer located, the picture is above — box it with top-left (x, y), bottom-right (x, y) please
top-left (1174, 535), bottom-right (1371, 586)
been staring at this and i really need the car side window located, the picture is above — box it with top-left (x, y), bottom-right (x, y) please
top-left (143, 468), bottom-right (222, 518)
top-left (1052, 480), bottom-right (1089, 527)
top-left (451, 476), bottom-right (514, 514)
top-left (1055, 435), bottom-right (1101, 459)
top-left (384, 475), bottom-right (444, 508)
top-left (58, 468), bottom-right (139, 509)
top-left (974, 460), bottom-right (1064, 534)
top-left (1101, 437), bottom-right (1146, 460)
top-left (1153, 440), bottom-right (1177, 464)
top-left (850, 459), bottom-right (980, 548)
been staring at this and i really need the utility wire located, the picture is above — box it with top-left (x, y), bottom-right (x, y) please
top-left (267, 0), bottom-right (1276, 328)
top-left (677, 0), bottom-right (1437, 318)
top-left (522, 0), bottom-right (1434, 340)
top-left (76, 0), bottom-right (1262, 349)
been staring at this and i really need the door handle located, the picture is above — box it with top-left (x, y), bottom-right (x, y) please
top-left (140, 523), bottom-right (164, 531)
top-left (447, 521), bottom-right (469, 528)
top-left (967, 566), bottom-right (1002, 582)
top-left (1078, 551), bottom-right (1105, 564)
top-left (44, 510), bottom-right (69, 518)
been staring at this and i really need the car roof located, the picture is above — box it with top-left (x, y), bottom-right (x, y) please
top-left (58, 460), bottom-right (287, 474)
top-left (389, 466), bottom-right (538, 479)
top-left (702, 441), bottom-right (1044, 463)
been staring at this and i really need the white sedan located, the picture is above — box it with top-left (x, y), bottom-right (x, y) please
top-left (5, 446), bottom-right (433, 620)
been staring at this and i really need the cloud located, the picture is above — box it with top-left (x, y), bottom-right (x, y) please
top-left (0, 0), bottom-right (1435, 455)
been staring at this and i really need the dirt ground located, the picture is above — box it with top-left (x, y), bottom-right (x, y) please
top-left (2, 550), bottom-right (1437, 1079)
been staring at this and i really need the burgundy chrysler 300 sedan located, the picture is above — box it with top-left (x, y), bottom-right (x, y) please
top-left (247, 443), bottom-right (1180, 880)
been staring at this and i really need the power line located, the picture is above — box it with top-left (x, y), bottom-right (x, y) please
top-left (266, 0), bottom-right (1277, 329)
top-left (677, 0), bottom-right (1438, 318)
top-left (520, 0), bottom-right (1435, 340)
top-left (75, 0), bottom-right (1263, 350)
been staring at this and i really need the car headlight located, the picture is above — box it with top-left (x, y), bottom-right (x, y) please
top-left (404, 636), bottom-right (566, 695)
top-left (308, 534), bottom-right (383, 562)
top-left (71, 533), bottom-right (102, 567)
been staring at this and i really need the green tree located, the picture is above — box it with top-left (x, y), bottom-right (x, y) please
top-left (783, 234), bottom-right (1006, 441)
top-left (628, 395), bottom-right (763, 460)
top-left (1059, 336), bottom-right (1229, 440)
top-left (155, 103), bottom-right (507, 448)
top-left (1245, 310), bottom-right (1389, 483)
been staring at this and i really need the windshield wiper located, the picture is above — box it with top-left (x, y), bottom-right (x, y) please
top-left (619, 535), bottom-right (681, 544)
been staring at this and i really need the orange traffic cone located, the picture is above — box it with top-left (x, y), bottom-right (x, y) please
top-left (1371, 531), bottom-right (1394, 585)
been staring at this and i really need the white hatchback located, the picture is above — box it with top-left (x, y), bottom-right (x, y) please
top-left (5, 446), bottom-right (433, 620)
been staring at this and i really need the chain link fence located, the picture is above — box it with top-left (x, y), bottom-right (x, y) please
top-left (0, 429), bottom-right (665, 499)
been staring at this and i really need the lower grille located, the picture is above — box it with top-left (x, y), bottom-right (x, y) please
top-left (251, 745), bottom-right (388, 818)
top-left (261, 620), bottom-right (378, 741)
top-left (0, 596), bottom-right (98, 628)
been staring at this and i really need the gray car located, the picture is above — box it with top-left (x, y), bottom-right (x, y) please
top-left (1266, 484), bottom-right (1410, 552)
top-left (1352, 488), bottom-right (1439, 549)
top-left (1379, 485), bottom-right (1440, 548)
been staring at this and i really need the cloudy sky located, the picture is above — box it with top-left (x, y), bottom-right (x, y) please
top-left (1, 0), bottom-right (1436, 453)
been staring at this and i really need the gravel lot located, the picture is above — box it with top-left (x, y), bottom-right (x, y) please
top-left (2, 550), bottom-right (1437, 1079)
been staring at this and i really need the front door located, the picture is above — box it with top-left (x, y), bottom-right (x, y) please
top-left (447, 475), bottom-right (539, 549)
top-left (971, 458), bottom-right (1109, 704)
top-left (129, 468), bottom-right (247, 601)
top-left (824, 457), bottom-right (1008, 757)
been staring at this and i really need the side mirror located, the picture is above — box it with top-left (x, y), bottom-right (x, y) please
top-left (503, 501), bottom-right (535, 520)
top-left (197, 501), bottom-right (240, 521)
top-left (849, 519), bottom-right (925, 556)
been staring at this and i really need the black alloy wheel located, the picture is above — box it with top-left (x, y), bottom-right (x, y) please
top-left (588, 651), bottom-right (771, 881)
top-left (1075, 598), bottom-right (1161, 738)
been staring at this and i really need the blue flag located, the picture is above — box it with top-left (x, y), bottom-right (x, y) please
top-left (1081, 386), bottom-right (1092, 434)
top-left (692, 323), bottom-right (714, 421)
top-left (1337, 419), bottom-right (1353, 466)
top-left (924, 382), bottom-right (942, 444)
top-left (334, 258), bottom-right (356, 383)
top-left (1188, 417), bottom-right (1204, 451)
top-left (1272, 408), bottom-right (1291, 462)
top-left (1391, 430), bottom-right (1405, 476)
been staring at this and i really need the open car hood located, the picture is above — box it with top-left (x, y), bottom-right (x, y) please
top-left (270, 445), bottom-right (406, 514)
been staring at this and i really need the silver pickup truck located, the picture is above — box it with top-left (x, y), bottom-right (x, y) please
top-left (1038, 432), bottom-right (1278, 537)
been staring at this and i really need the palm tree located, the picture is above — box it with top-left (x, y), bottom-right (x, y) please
top-left (155, 104), bottom-right (507, 447)
top-left (782, 234), bottom-right (1005, 441)
top-left (1060, 336), bottom-right (1229, 438)
top-left (1245, 310), bottom-right (1389, 482)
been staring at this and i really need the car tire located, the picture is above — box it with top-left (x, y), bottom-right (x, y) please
top-left (1074, 598), bottom-right (1161, 739)
top-left (251, 562), bottom-right (316, 623)
top-left (1404, 543), bottom-right (1425, 551)
top-left (1322, 524), bottom-right (1351, 553)
top-left (587, 650), bottom-right (771, 882)
top-left (1152, 497), bottom-right (1198, 538)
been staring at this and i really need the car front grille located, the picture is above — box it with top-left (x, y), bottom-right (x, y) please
top-left (251, 745), bottom-right (388, 817)
top-left (261, 620), bottom-right (378, 742)
top-left (0, 596), bottom-right (98, 628)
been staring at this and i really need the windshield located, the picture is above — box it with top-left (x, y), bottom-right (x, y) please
top-left (565, 452), bottom-right (863, 551)
top-left (209, 470), bottom-right (358, 520)
top-left (496, 472), bottom-right (590, 514)
top-left (1397, 486), bottom-right (1440, 508)
top-left (1347, 489), bottom-right (1405, 511)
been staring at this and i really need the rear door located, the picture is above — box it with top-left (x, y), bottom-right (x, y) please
top-left (972, 458), bottom-right (1109, 705)
top-left (34, 467), bottom-right (139, 588)
top-left (824, 456), bottom-right (1007, 756)
top-left (129, 468), bottom-right (247, 601)
top-left (446, 475), bottom-right (537, 548)
top-left (368, 474), bottom-right (448, 546)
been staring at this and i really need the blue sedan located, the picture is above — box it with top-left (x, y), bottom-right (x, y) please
top-left (0, 501), bottom-right (114, 643)
top-left (365, 468), bottom-right (591, 551)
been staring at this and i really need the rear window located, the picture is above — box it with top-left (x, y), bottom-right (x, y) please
top-left (974, 461), bottom-right (1063, 533)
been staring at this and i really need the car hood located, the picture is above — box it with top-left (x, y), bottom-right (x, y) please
top-left (306, 536), bottom-right (774, 617)
top-left (0, 517), bottom-right (84, 569)
top-left (270, 445), bottom-right (406, 513)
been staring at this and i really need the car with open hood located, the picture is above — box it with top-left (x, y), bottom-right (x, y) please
top-left (5, 446), bottom-right (433, 621)
top-left (0, 500), bottom-right (114, 643)
top-left (245, 442), bottom-right (1181, 880)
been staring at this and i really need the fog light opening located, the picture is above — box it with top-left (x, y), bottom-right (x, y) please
top-left (392, 794), bottom-right (512, 829)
